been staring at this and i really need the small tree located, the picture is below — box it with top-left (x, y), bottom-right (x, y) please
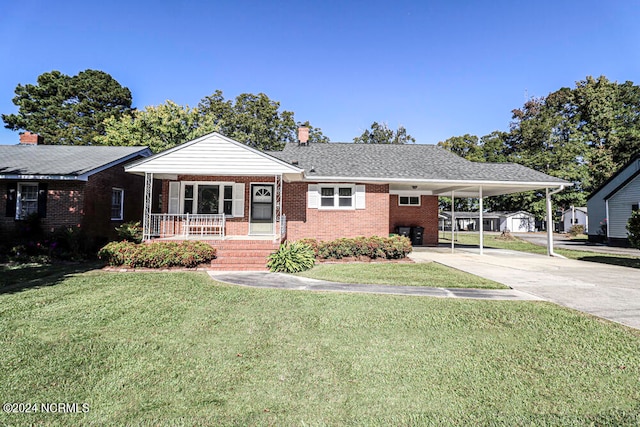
top-left (626, 210), bottom-right (640, 249)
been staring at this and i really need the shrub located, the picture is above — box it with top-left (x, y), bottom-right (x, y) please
top-left (568, 224), bottom-right (585, 237)
top-left (98, 241), bottom-right (216, 268)
top-left (627, 211), bottom-right (640, 249)
top-left (311, 235), bottom-right (412, 260)
top-left (267, 242), bottom-right (316, 273)
top-left (115, 221), bottom-right (143, 243)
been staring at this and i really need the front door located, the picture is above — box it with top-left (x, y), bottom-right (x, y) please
top-left (250, 184), bottom-right (274, 235)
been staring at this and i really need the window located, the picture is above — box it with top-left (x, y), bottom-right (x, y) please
top-left (111, 188), bottom-right (124, 220)
top-left (633, 203), bottom-right (639, 212)
top-left (180, 182), bottom-right (238, 215)
top-left (399, 196), bottom-right (420, 206)
top-left (320, 185), bottom-right (354, 209)
top-left (17, 183), bottom-right (38, 219)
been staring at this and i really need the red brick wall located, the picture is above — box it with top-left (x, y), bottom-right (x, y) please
top-left (284, 183), bottom-right (390, 241)
top-left (0, 180), bottom-right (85, 239)
top-left (389, 195), bottom-right (439, 246)
top-left (82, 161), bottom-right (146, 243)
top-left (0, 160), bottom-right (145, 246)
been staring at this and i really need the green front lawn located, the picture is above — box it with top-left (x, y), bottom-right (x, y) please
top-left (1, 269), bottom-right (640, 425)
top-left (297, 262), bottom-right (507, 289)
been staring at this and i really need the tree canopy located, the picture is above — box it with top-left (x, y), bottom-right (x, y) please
top-left (2, 69), bottom-right (132, 145)
top-left (97, 90), bottom-right (329, 152)
top-left (438, 75), bottom-right (640, 218)
top-left (353, 122), bottom-right (415, 144)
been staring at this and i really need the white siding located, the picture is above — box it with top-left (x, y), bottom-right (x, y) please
top-left (563, 208), bottom-right (588, 233)
top-left (608, 174), bottom-right (640, 238)
top-left (588, 158), bottom-right (640, 238)
top-left (126, 133), bottom-right (302, 176)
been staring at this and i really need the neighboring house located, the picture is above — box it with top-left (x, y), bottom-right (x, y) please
top-left (124, 132), bottom-right (567, 268)
top-left (440, 211), bottom-right (536, 232)
top-left (587, 155), bottom-right (640, 245)
top-left (561, 206), bottom-right (588, 233)
top-left (0, 132), bottom-right (151, 247)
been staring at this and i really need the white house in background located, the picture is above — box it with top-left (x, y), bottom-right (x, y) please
top-left (440, 211), bottom-right (536, 232)
top-left (587, 155), bottom-right (640, 245)
top-left (562, 206), bottom-right (588, 233)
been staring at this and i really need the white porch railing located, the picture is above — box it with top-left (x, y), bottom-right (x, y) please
top-left (149, 214), bottom-right (225, 238)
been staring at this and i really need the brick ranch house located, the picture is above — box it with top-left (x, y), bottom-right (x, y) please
top-left (0, 132), bottom-right (151, 247)
top-left (125, 131), bottom-right (569, 270)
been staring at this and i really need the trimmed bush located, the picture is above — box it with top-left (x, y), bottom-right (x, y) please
top-left (267, 242), bottom-right (316, 273)
top-left (98, 241), bottom-right (216, 268)
top-left (627, 210), bottom-right (640, 249)
top-left (297, 235), bottom-right (412, 260)
top-left (568, 224), bottom-right (585, 237)
top-left (115, 221), bottom-right (143, 243)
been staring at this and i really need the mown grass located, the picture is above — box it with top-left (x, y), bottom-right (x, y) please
top-left (1, 269), bottom-right (640, 425)
top-left (297, 262), bottom-right (507, 289)
top-left (442, 233), bottom-right (640, 269)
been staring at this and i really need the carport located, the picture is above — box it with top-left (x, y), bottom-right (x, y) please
top-left (389, 178), bottom-right (569, 256)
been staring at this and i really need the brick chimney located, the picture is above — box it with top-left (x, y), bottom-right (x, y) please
top-left (298, 126), bottom-right (309, 146)
top-left (19, 132), bottom-right (44, 145)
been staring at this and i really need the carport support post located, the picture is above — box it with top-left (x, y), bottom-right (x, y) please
top-left (451, 191), bottom-right (455, 253)
top-left (479, 186), bottom-right (484, 255)
top-left (545, 186), bottom-right (565, 256)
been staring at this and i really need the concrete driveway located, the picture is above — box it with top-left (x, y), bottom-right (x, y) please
top-left (515, 232), bottom-right (640, 256)
top-left (410, 247), bottom-right (640, 330)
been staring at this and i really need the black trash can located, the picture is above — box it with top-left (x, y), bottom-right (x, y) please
top-left (410, 226), bottom-right (424, 246)
top-left (396, 226), bottom-right (411, 238)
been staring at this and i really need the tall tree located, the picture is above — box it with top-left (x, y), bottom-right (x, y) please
top-left (437, 134), bottom-right (483, 161)
top-left (353, 122), bottom-right (415, 144)
top-left (96, 101), bottom-right (214, 153)
top-left (99, 91), bottom-right (328, 152)
top-left (197, 90), bottom-right (329, 150)
top-left (3, 69), bottom-right (132, 145)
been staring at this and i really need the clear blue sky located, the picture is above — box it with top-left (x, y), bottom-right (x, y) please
top-left (1, 0), bottom-right (638, 146)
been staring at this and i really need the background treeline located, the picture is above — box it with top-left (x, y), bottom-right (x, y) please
top-left (437, 76), bottom-right (640, 217)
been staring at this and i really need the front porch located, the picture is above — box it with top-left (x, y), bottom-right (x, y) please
top-left (147, 213), bottom-right (286, 241)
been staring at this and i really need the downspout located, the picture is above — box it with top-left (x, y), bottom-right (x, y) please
top-left (546, 185), bottom-right (565, 256)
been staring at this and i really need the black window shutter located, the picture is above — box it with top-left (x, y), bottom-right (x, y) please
top-left (38, 183), bottom-right (48, 218)
top-left (5, 182), bottom-right (17, 218)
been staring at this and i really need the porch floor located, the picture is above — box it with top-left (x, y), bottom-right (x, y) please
top-left (154, 234), bottom-right (278, 241)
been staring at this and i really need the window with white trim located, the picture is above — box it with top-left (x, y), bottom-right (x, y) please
top-left (111, 188), bottom-right (124, 220)
top-left (178, 182), bottom-right (240, 216)
top-left (319, 185), bottom-right (355, 209)
top-left (399, 196), bottom-right (420, 206)
top-left (17, 183), bottom-right (38, 219)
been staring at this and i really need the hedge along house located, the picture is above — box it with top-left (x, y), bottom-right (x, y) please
top-left (125, 131), bottom-right (569, 269)
top-left (0, 132), bottom-right (151, 248)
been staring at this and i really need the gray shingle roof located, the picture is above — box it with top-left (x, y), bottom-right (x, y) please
top-left (267, 143), bottom-right (568, 184)
top-left (0, 145), bottom-right (150, 177)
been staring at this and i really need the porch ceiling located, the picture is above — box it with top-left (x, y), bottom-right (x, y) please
top-left (389, 181), bottom-right (568, 197)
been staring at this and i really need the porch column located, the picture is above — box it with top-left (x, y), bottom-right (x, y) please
top-left (274, 174), bottom-right (283, 238)
top-left (142, 172), bottom-right (153, 241)
top-left (479, 186), bottom-right (484, 255)
top-left (451, 191), bottom-right (455, 253)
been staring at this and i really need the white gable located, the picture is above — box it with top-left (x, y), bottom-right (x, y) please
top-left (126, 132), bottom-right (303, 176)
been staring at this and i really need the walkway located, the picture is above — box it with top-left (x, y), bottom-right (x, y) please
top-left (208, 271), bottom-right (541, 301)
top-left (411, 247), bottom-right (640, 330)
